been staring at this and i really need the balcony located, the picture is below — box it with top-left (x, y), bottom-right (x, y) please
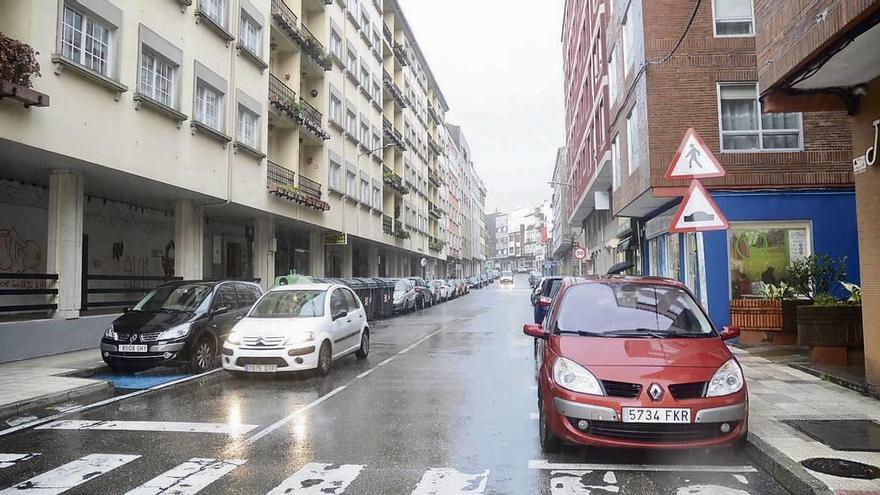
top-left (427, 135), bottom-right (441, 157)
top-left (270, 0), bottom-right (331, 71)
top-left (429, 238), bottom-right (445, 252)
top-left (267, 161), bottom-right (330, 211)
top-left (427, 168), bottom-right (441, 187)
top-left (300, 23), bottom-right (333, 71)
top-left (394, 219), bottom-right (410, 239)
top-left (393, 41), bottom-right (410, 66)
top-left (382, 116), bottom-right (407, 151)
top-left (298, 96), bottom-right (329, 140)
top-left (383, 24), bottom-right (393, 45)
top-left (428, 202), bottom-right (442, 219)
top-left (428, 103), bottom-right (440, 123)
top-left (0, 35), bottom-right (49, 108)
top-left (383, 215), bottom-right (393, 235)
top-left (269, 74), bottom-right (330, 140)
top-left (383, 165), bottom-right (409, 195)
top-left (383, 69), bottom-right (407, 109)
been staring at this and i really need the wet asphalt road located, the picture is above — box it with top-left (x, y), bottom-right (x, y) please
top-left (0, 275), bottom-right (789, 494)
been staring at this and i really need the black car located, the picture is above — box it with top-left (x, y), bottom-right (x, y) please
top-left (532, 276), bottom-right (564, 324)
top-left (408, 277), bottom-right (434, 309)
top-left (100, 280), bottom-right (263, 373)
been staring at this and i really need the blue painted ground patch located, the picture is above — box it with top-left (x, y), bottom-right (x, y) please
top-left (95, 371), bottom-right (192, 390)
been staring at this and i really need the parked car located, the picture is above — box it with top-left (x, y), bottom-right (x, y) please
top-left (532, 276), bottom-right (564, 324)
top-left (432, 279), bottom-right (451, 301)
top-left (499, 271), bottom-right (514, 287)
top-left (528, 271), bottom-right (543, 288)
top-left (222, 283), bottom-right (369, 376)
top-left (480, 273), bottom-right (489, 286)
top-left (409, 277), bottom-right (434, 309)
top-left (392, 278), bottom-right (417, 313)
top-left (101, 280), bottom-right (263, 373)
top-left (524, 276), bottom-right (746, 452)
top-left (467, 276), bottom-right (481, 289)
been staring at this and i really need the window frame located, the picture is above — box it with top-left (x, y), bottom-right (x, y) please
top-left (238, 10), bottom-right (261, 56)
top-left (626, 109), bottom-right (638, 174)
top-left (139, 47), bottom-right (176, 108)
top-left (716, 82), bottom-right (804, 153)
top-left (60, 3), bottom-right (114, 77)
top-left (711, 0), bottom-right (755, 38)
top-left (726, 220), bottom-right (813, 300)
top-left (195, 81), bottom-right (223, 131)
top-left (236, 104), bottom-right (258, 148)
top-left (611, 133), bottom-right (621, 191)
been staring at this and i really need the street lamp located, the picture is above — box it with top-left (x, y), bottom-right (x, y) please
top-left (359, 142), bottom-right (397, 164)
top-left (548, 180), bottom-right (574, 188)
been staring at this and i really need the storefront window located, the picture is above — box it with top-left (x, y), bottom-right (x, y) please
top-left (728, 222), bottom-right (811, 298)
top-left (666, 233), bottom-right (681, 281)
top-left (648, 237), bottom-right (661, 275)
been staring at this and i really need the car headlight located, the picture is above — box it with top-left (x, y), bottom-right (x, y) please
top-left (553, 357), bottom-right (604, 396)
top-left (157, 323), bottom-right (191, 341)
top-left (226, 332), bottom-right (241, 345)
top-left (285, 332), bottom-right (314, 345)
top-left (706, 359), bottom-right (745, 397)
top-left (104, 325), bottom-right (118, 340)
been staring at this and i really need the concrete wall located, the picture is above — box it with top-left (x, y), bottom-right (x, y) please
top-left (0, 314), bottom-right (118, 362)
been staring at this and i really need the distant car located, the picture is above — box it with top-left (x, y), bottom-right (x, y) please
top-left (392, 278), bottom-right (417, 313)
top-left (409, 277), bottom-right (435, 309)
top-left (223, 284), bottom-right (369, 376)
top-left (529, 271), bottom-right (543, 288)
top-left (431, 280), bottom-right (451, 301)
top-left (467, 276), bottom-right (481, 289)
top-left (500, 271), bottom-right (514, 286)
top-left (101, 280), bottom-right (263, 373)
top-left (533, 276), bottom-right (564, 324)
top-left (481, 273), bottom-right (489, 286)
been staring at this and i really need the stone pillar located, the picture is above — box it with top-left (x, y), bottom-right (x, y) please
top-left (174, 200), bottom-right (204, 280)
top-left (367, 245), bottom-right (379, 277)
top-left (340, 242), bottom-right (353, 277)
top-left (47, 169), bottom-right (84, 319)
top-left (253, 217), bottom-right (275, 290)
top-left (309, 230), bottom-right (325, 277)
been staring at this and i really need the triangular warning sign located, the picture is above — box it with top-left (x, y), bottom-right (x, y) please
top-left (669, 180), bottom-right (729, 233)
top-left (665, 128), bottom-right (726, 180)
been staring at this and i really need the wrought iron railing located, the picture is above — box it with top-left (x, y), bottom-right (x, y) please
top-left (383, 215), bottom-right (393, 235)
top-left (269, 73), bottom-right (297, 111)
top-left (383, 24), bottom-right (392, 44)
top-left (270, 0), bottom-right (298, 32)
top-left (267, 161), bottom-right (329, 211)
top-left (298, 174), bottom-right (323, 200)
top-left (383, 69), bottom-right (407, 108)
top-left (298, 97), bottom-right (323, 128)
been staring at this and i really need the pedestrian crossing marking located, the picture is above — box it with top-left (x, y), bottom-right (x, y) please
top-left (410, 468), bottom-right (489, 494)
top-left (36, 419), bottom-right (258, 436)
top-left (124, 458), bottom-right (246, 495)
top-left (0, 453), bottom-right (40, 469)
top-left (0, 453), bottom-right (139, 494)
top-left (266, 462), bottom-right (364, 495)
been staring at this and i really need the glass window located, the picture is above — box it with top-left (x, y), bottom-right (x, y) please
top-left (330, 289), bottom-right (347, 316)
top-left (648, 237), bottom-right (661, 276)
top-left (329, 94), bottom-right (341, 123)
top-left (139, 50), bottom-right (176, 107)
top-left (330, 29), bottom-right (342, 60)
top-left (621, 7), bottom-right (632, 76)
top-left (346, 171), bottom-right (356, 196)
top-left (234, 283), bottom-right (258, 308)
top-left (62, 5), bottom-right (112, 76)
top-left (729, 222), bottom-right (811, 299)
top-left (201, 0), bottom-right (227, 27)
top-left (713, 0), bottom-right (754, 36)
top-left (666, 233), bottom-right (681, 281)
top-left (346, 109), bottom-right (357, 135)
top-left (212, 284), bottom-right (238, 311)
top-left (343, 289), bottom-right (361, 311)
top-left (719, 83), bottom-right (802, 151)
top-left (626, 111), bottom-right (638, 173)
top-left (134, 283), bottom-right (213, 312)
top-left (239, 13), bottom-right (260, 55)
top-left (249, 290), bottom-right (326, 318)
top-left (237, 106), bottom-right (258, 147)
top-left (329, 160), bottom-right (341, 190)
top-left (195, 82), bottom-right (222, 130)
top-left (361, 121), bottom-right (370, 144)
top-left (611, 134), bottom-right (620, 190)
top-left (346, 49), bottom-right (357, 73)
top-left (372, 185), bottom-right (381, 208)
top-left (361, 178), bottom-right (369, 203)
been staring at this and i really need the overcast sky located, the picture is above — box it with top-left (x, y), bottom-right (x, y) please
top-left (399, 0), bottom-right (565, 213)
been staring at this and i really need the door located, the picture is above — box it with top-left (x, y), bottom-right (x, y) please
top-left (226, 242), bottom-right (243, 277)
top-left (341, 288), bottom-right (364, 350)
top-left (329, 288), bottom-right (351, 353)
top-left (209, 284), bottom-right (239, 339)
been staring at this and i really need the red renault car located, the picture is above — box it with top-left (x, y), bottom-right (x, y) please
top-left (525, 276), bottom-right (746, 452)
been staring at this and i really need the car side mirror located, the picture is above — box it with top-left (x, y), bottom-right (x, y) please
top-left (523, 323), bottom-right (549, 340)
top-left (213, 306), bottom-right (231, 316)
top-left (333, 309), bottom-right (348, 321)
top-left (123, 306), bottom-right (131, 314)
top-left (720, 326), bottom-right (741, 341)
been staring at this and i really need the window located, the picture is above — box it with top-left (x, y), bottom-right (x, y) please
top-left (329, 160), bottom-right (341, 190)
top-left (608, 47), bottom-right (617, 103)
top-left (621, 10), bottom-right (630, 77)
top-left (360, 121), bottom-right (370, 145)
top-left (212, 284), bottom-right (238, 311)
top-left (372, 185), bottom-right (381, 208)
top-left (62, 5), bottom-right (112, 76)
top-left (719, 83), bottom-right (802, 151)
top-left (713, 0), bottom-right (754, 36)
top-left (329, 94), bottom-right (341, 124)
top-left (330, 29), bottom-right (343, 60)
top-left (360, 62), bottom-right (370, 87)
top-left (346, 170), bottom-right (357, 196)
top-left (372, 131), bottom-right (381, 151)
top-left (626, 110), bottom-right (638, 173)
top-left (611, 134), bottom-right (621, 190)
top-left (195, 82), bottom-right (223, 130)
top-left (346, 49), bottom-right (357, 74)
top-left (330, 289), bottom-right (347, 317)
top-left (239, 13), bottom-right (261, 55)
top-left (200, 0), bottom-right (227, 27)
top-left (139, 50), bottom-right (175, 107)
top-left (237, 106), bottom-right (258, 147)
top-left (666, 233), bottom-right (681, 281)
top-left (361, 177), bottom-right (370, 203)
top-left (343, 289), bottom-right (360, 311)
top-left (346, 109), bottom-right (357, 136)
top-left (729, 222), bottom-right (811, 298)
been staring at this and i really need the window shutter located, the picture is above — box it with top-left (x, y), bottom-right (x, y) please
top-left (720, 84), bottom-right (757, 100)
top-left (714, 0), bottom-right (752, 21)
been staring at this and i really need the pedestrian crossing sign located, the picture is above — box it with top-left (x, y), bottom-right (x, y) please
top-left (669, 180), bottom-right (729, 233)
top-left (665, 128), bottom-right (726, 180)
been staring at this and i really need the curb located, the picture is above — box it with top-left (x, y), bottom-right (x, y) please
top-left (790, 363), bottom-right (880, 400)
top-left (745, 432), bottom-right (834, 495)
top-left (0, 380), bottom-right (112, 420)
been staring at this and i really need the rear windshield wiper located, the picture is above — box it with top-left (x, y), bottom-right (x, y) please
top-left (604, 328), bottom-right (673, 338)
top-left (557, 330), bottom-right (607, 337)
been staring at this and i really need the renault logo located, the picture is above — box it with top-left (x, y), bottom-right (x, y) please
top-left (649, 383), bottom-right (663, 401)
top-left (130, 334), bottom-right (138, 343)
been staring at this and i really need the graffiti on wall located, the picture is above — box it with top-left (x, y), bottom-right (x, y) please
top-left (0, 228), bottom-right (41, 273)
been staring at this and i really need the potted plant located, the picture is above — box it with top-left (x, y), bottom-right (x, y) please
top-left (730, 282), bottom-right (806, 345)
top-left (789, 254), bottom-right (863, 366)
top-left (0, 32), bottom-right (48, 107)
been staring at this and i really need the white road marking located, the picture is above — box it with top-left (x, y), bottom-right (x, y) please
top-left (0, 453), bottom-right (139, 494)
top-left (410, 468), bottom-right (489, 494)
top-left (0, 369), bottom-right (222, 438)
top-left (529, 460), bottom-right (757, 473)
top-left (49, 402), bottom-right (80, 413)
top-left (36, 420), bottom-right (257, 436)
top-left (732, 474), bottom-right (748, 484)
top-left (603, 471), bottom-right (617, 484)
top-left (266, 462), bottom-right (363, 495)
top-left (6, 415), bottom-right (39, 427)
top-left (675, 486), bottom-right (749, 495)
top-left (0, 453), bottom-right (40, 469)
top-left (549, 470), bottom-right (621, 494)
top-left (377, 357), bottom-right (394, 366)
top-left (357, 369), bottom-right (375, 378)
top-left (124, 458), bottom-right (246, 495)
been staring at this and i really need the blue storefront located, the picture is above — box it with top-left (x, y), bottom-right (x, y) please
top-left (641, 190), bottom-right (860, 328)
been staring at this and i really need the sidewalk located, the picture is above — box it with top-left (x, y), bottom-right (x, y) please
top-left (0, 349), bottom-right (110, 420)
top-left (733, 346), bottom-right (880, 494)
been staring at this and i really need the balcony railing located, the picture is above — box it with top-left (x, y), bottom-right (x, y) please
top-left (428, 103), bottom-right (440, 123)
top-left (393, 41), bottom-right (410, 66)
top-left (428, 202), bottom-right (442, 219)
top-left (267, 161), bottom-right (329, 211)
top-left (428, 168), bottom-right (441, 187)
top-left (298, 96), bottom-right (327, 137)
top-left (394, 219), bottom-right (410, 239)
top-left (300, 23), bottom-right (332, 71)
top-left (382, 116), bottom-right (407, 151)
top-left (271, 0), bottom-right (302, 42)
top-left (382, 69), bottom-right (407, 109)
top-left (429, 238), bottom-right (445, 252)
top-left (383, 215), bottom-right (393, 235)
top-left (427, 135), bottom-right (441, 156)
top-left (269, 74), bottom-right (329, 140)
top-left (383, 24), bottom-right (393, 45)
top-left (383, 165), bottom-right (408, 195)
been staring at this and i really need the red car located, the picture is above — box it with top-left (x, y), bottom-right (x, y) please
top-left (524, 276), bottom-right (747, 452)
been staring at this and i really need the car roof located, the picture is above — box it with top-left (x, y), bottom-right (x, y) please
top-left (159, 280), bottom-right (259, 288)
top-left (563, 275), bottom-right (687, 289)
top-left (268, 283), bottom-right (334, 291)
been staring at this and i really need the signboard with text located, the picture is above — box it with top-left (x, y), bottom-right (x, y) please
top-left (324, 233), bottom-right (348, 245)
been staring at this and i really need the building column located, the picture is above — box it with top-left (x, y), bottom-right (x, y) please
top-left (47, 169), bottom-right (84, 319)
top-left (367, 245), bottom-right (379, 277)
top-left (253, 217), bottom-right (275, 290)
top-left (340, 242), bottom-right (353, 277)
top-left (174, 200), bottom-right (204, 280)
top-left (309, 230), bottom-right (325, 277)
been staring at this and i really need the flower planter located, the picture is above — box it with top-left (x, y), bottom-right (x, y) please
top-left (730, 299), bottom-right (807, 345)
top-left (796, 304), bottom-right (863, 366)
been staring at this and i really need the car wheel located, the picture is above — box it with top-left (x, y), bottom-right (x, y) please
top-left (355, 330), bottom-right (370, 360)
top-left (539, 400), bottom-right (563, 453)
top-left (317, 341), bottom-right (332, 376)
top-left (187, 334), bottom-right (217, 373)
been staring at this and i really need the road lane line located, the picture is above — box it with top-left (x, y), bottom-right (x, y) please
top-left (410, 468), bottom-right (489, 494)
top-left (124, 458), bottom-right (246, 495)
top-left (357, 369), bottom-right (375, 378)
top-left (265, 463), bottom-right (363, 495)
top-left (0, 369), bottom-right (222, 438)
top-left (528, 460), bottom-right (757, 473)
top-left (0, 453), bottom-right (40, 469)
top-left (0, 453), bottom-right (140, 494)
top-left (36, 419), bottom-right (257, 436)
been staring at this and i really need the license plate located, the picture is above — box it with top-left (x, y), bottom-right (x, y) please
top-left (622, 407), bottom-right (691, 423)
top-left (245, 364), bottom-right (278, 373)
top-left (117, 344), bottom-right (147, 352)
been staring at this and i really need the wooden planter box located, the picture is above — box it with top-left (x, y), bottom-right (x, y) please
top-left (730, 299), bottom-right (807, 345)
top-left (797, 304), bottom-right (864, 366)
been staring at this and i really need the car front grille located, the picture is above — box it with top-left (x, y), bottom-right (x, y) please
top-left (602, 380), bottom-right (642, 398)
top-left (240, 336), bottom-right (286, 348)
top-left (235, 357), bottom-right (289, 367)
top-left (139, 332), bottom-right (163, 342)
top-left (580, 420), bottom-right (736, 443)
top-left (113, 332), bottom-right (162, 342)
top-left (669, 382), bottom-right (707, 400)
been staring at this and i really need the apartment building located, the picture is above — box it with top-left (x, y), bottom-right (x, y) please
top-left (596, 0), bottom-right (859, 327)
top-left (0, 0), bottom-right (485, 358)
top-left (550, 147), bottom-right (573, 275)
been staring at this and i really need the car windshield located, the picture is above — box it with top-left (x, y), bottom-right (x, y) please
top-left (133, 283), bottom-right (213, 312)
top-left (502, 271), bottom-right (512, 277)
top-left (248, 290), bottom-right (326, 318)
top-left (394, 280), bottom-right (408, 291)
top-left (556, 283), bottom-right (714, 337)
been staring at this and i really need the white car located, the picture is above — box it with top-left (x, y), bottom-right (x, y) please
top-left (431, 279), bottom-right (450, 301)
top-left (222, 283), bottom-right (369, 376)
top-left (499, 271), bottom-right (514, 287)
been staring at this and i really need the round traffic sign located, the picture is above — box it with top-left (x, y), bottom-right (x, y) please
top-left (573, 246), bottom-right (587, 260)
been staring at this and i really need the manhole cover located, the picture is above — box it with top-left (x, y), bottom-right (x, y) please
top-left (801, 458), bottom-right (880, 480)
top-left (784, 419), bottom-right (880, 451)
